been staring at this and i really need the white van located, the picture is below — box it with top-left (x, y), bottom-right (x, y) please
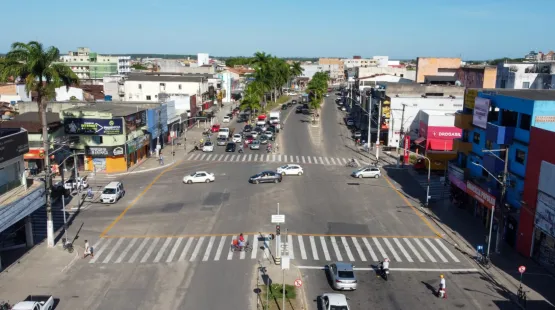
top-left (100, 181), bottom-right (125, 204)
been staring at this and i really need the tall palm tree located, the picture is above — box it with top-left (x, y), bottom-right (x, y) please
top-left (289, 61), bottom-right (304, 88)
top-left (306, 72), bottom-right (329, 121)
top-left (0, 41), bottom-right (79, 247)
top-left (240, 81), bottom-right (263, 119)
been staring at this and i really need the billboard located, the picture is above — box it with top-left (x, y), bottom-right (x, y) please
top-left (65, 118), bottom-right (123, 135)
top-left (0, 129), bottom-right (29, 163)
top-left (464, 89), bottom-right (478, 109)
top-left (466, 181), bottom-right (496, 209)
top-left (85, 145), bottom-right (125, 157)
top-left (535, 192), bottom-right (555, 238)
top-left (472, 97), bottom-right (490, 129)
top-left (124, 111), bottom-right (147, 133)
top-left (428, 126), bottom-right (462, 139)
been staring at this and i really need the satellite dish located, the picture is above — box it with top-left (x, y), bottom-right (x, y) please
top-left (455, 80), bottom-right (462, 86)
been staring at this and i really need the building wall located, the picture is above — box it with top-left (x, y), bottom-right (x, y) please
top-left (358, 67), bottom-right (416, 81)
top-left (124, 80), bottom-right (207, 101)
top-left (496, 63), bottom-right (553, 89)
top-left (415, 57), bottom-right (462, 83)
top-left (55, 87), bottom-right (84, 101)
top-left (16, 102), bottom-right (88, 114)
top-left (372, 56), bottom-right (389, 68)
top-left (484, 67), bottom-right (497, 88)
top-left (198, 53), bottom-right (209, 66)
top-left (318, 58), bottom-right (345, 79)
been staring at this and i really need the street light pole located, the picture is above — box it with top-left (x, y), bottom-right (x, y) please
top-left (375, 99), bottom-right (382, 161)
top-left (406, 149), bottom-right (431, 206)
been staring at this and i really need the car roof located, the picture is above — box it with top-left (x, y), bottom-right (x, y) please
top-left (195, 171), bottom-right (208, 174)
top-left (105, 181), bottom-right (121, 188)
top-left (322, 293), bottom-right (348, 305)
top-left (262, 170), bottom-right (276, 174)
top-left (333, 262), bottom-right (354, 270)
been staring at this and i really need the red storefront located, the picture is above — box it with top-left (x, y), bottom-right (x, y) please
top-left (416, 121), bottom-right (462, 151)
top-left (517, 127), bottom-right (555, 268)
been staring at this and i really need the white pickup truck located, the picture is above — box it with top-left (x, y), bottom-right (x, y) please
top-left (12, 295), bottom-right (54, 310)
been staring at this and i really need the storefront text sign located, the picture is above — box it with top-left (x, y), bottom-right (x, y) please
top-left (85, 145), bottom-right (125, 157)
top-left (65, 118), bottom-right (123, 135)
top-left (535, 116), bottom-right (555, 123)
top-left (472, 98), bottom-right (490, 129)
top-left (448, 163), bottom-right (466, 191)
top-left (0, 129), bottom-right (29, 164)
top-left (466, 181), bottom-right (496, 209)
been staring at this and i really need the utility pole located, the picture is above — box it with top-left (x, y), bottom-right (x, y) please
top-left (366, 95), bottom-right (372, 154)
top-left (399, 104), bottom-right (407, 150)
top-left (375, 99), bottom-right (382, 160)
top-left (496, 148), bottom-right (510, 253)
top-left (41, 99), bottom-right (54, 248)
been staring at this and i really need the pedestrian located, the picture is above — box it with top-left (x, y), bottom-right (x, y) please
top-left (159, 153), bottom-right (164, 165)
top-left (83, 240), bottom-right (93, 258)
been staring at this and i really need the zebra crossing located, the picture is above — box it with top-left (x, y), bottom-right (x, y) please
top-left (185, 153), bottom-right (364, 166)
top-left (87, 234), bottom-right (463, 266)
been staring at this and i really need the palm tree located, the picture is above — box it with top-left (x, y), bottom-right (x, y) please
top-left (306, 72), bottom-right (329, 122)
top-left (0, 41), bottom-right (79, 247)
top-left (240, 81), bottom-right (263, 119)
top-left (289, 62), bottom-right (304, 88)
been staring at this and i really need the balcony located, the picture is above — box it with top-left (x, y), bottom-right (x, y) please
top-left (0, 180), bottom-right (46, 233)
top-left (486, 122), bottom-right (515, 145)
top-left (483, 153), bottom-right (505, 175)
top-left (454, 112), bottom-right (473, 130)
top-left (453, 139), bottom-right (472, 155)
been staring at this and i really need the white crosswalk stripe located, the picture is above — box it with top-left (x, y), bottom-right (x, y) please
top-left (307, 156), bottom-right (312, 164)
top-left (87, 235), bottom-right (463, 266)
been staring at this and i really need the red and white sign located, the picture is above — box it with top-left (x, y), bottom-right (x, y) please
top-left (294, 279), bottom-right (302, 287)
top-left (429, 126), bottom-right (462, 139)
top-left (403, 135), bottom-right (410, 164)
top-left (466, 181), bottom-right (496, 209)
top-left (518, 266), bottom-right (526, 274)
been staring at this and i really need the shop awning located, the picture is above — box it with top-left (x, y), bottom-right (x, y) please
top-left (414, 137), bottom-right (426, 144)
top-left (428, 139), bottom-right (453, 151)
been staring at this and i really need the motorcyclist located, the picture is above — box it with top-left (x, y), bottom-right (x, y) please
top-left (239, 144), bottom-right (244, 153)
top-left (238, 233), bottom-right (245, 251)
top-left (380, 257), bottom-right (390, 273)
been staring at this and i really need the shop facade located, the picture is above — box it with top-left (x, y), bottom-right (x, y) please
top-left (415, 111), bottom-right (461, 151)
top-left (146, 104), bottom-right (168, 154)
top-left (84, 145), bottom-right (126, 173)
top-left (126, 134), bottom-right (150, 168)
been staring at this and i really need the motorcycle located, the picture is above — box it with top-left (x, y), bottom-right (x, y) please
top-left (238, 148), bottom-right (244, 154)
top-left (267, 147), bottom-right (272, 153)
top-left (378, 262), bottom-right (389, 281)
top-left (345, 160), bottom-right (358, 168)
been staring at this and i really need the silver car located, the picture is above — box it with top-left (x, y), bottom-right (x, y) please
top-left (250, 140), bottom-right (261, 150)
top-left (327, 262), bottom-right (357, 290)
top-left (351, 166), bottom-right (381, 179)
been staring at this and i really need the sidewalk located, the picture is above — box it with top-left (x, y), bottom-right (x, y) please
top-left (385, 168), bottom-right (555, 309)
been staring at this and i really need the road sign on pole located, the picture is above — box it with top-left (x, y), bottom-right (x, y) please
top-left (282, 255), bottom-right (290, 270)
top-left (518, 266), bottom-right (526, 274)
top-left (294, 279), bottom-right (302, 287)
top-left (271, 214), bottom-right (285, 223)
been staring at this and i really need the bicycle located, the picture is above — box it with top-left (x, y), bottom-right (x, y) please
top-left (231, 241), bottom-right (253, 252)
top-left (477, 253), bottom-right (491, 269)
top-left (517, 285), bottom-right (527, 307)
top-left (345, 161), bottom-right (358, 168)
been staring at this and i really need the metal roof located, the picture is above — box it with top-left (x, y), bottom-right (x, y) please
top-left (62, 103), bottom-right (147, 117)
top-left (480, 89), bottom-right (555, 101)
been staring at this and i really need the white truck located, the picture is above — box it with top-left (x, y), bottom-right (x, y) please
top-left (269, 111), bottom-right (280, 126)
top-left (217, 128), bottom-right (234, 139)
top-left (12, 295), bottom-right (54, 310)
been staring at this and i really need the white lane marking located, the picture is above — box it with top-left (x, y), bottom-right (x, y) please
top-left (354, 159), bottom-right (361, 166)
top-left (318, 157), bottom-right (325, 165)
top-left (223, 154), bottom-right (230, 161)
top-left (154, 238), bottom-right (173, 263)
top-left (313, 156), bottom-right (319, 164)
top-left (214, 236), bottom-right (227, 261)
top-left (230, 155), bottom-right (236, 161)
top-left (425, 239), bottom-right (448, 263)
top-left (190, 237), bottom-right (205, 261)
top-left (202, 236), bottom-right (216, 261)
top-left (242, 154), bottom-right (247, 161)
top-left (89, 238), bottom-right (112, 264)
top-left (435, 239), bottom-right (460, 262)
top-left (414, 238), bottom-right (436, 262)
top-left (362, 238), bottom-right (378, 262)
top-left (330, 237), bottom-right (343, 261)
top-left (296, 266), bottom-right (479, 272)
top-left (309, 236), bottom-right (319, 260)
top-left (372, 237), bottom-right (387, 260)
top-left (128, 238), bottom-right (149, 263)
top-left (102, 238), bottom-right (124, 263)
top-left (306, 156), bottom-right (311, 164)
top-left (140, 238), bottom-right (160, 263)
top-left (320, 237), bottom-right (331, 261)
top-left (341, 237), bottom-right (355, 261)
top-left (383, 238), bottom-right (402, 262)
top-left (340, 158), bottom-right (347, 165)
top-left (227, 238), bottom-right (235, 260)
top-left (335, 158), bottom-right (342, 165)
top-left (330, 158), bottom-right (336, 165)
top-left (288, 235), bottom-right (295, 259)
top-left (166, 237), bottom-right (183, 263)
top-left (324, 157), bottom-right (331, 165)
top-left (187, 154), bottom-right (195, 160)
top-left (178, 238), bottom-right (194, 261)
top-left (254, 154), bottom-right (259, 161)
top-left (251, 235), bottom-right (259, 259)
top-left (277, 155), bottom-right (282, 162)
top-left (240, 235), bottom-right (249, 259)
top-left (283, 155), bottom-right (288, 162)
top-left (217, 154), bottom-right (225, 161)
top-left (351, 237), bottom-right (367, 261)
top-left (248, 154), bottom-right (252, 161)
top-left (403, 238), bottom-right (425, 263)
top-left (115, 238), bottom-right (137, 263)
top-left (393, 238), bottom-right (413, 262)
top-left (297, 156), bottom-right (300, 163)
top-left (205, 154), bottom-right (212, 160)
top-left (198, 154), bottom-right (206, 160)
top-left (272, 155), bottom-right (276, 162)
top-left (297, 235), bottom-right (307, 260)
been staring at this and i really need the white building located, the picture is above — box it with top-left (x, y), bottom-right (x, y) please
top-left (301, 64), bottom-right (340, 80)
top-left (372, 56), bottom-right (389, 68)
top-left (342, 58), bottom-right (378, 68)
top-left (118, 56), bottom-right (131, 75)
top-left (102, 75), bottom-right (126, 101)
top-left (57, 47), bottom-right (131, 82)
top-left (54, 86), bottom-right (84, 101)
top-left (198, 53), bottom-right (210, 67)
top-left (496, 62), bottom-right (555, 89)
top-left (124, 73), bottom-right (210, 103)
top-left (359, 66), bottom-right (416, 81)
top-left (359, 74), bottom-right (414, 90)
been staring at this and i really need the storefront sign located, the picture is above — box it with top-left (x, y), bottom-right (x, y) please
top-left (464, 89), bottom-right (478, 109)
top-left (472, 98), bottom-right (490, 129)
top-left (466, 181), bottom-right (496, 209)
top-left (403, 135), bottom-right (410, 164)
top-left (126, 135), bottom-right (149, 154)
top-left (0, 129), bottom-right (29, 163)
top-left (124, 111), bottom-right (147, 133)
top-left (535, 192), bottom-right (555, 238)
top-left (85, 145), bottom-right (125, 157)
top-left (535, 116), bottom-right (555, 123)
top-left (448, 163), bottom-right (466, 191)
top-left (429, 126), bottom-right (462, 139)
top-left (65, 118), bottom-right (123, 135)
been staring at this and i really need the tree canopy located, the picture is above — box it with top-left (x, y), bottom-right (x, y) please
top-left (306, 71), bottom-right (329, 111)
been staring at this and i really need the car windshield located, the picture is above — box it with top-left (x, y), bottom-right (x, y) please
top-left (330, 306), bottom-right (348, 310)
top-left (338, 271), bottom-right (355, 278)
top-left (280, 165), bottom-right (288, 169)
top-left (205, 142), bottom-right (212, 146)
top-left (103, 188), bottom-right (116, 195)
top-left (253, 141), bottom-right (259, 144)
top-left (189, 173), bottom-right (197, 176)
top-left (234, 134), bottom-right (241, 137)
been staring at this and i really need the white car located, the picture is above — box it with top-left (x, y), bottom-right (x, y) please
top-left (351, 166), bottom-right (381, 178)
top-left (321, 293), bottom-right (350, 310)
top-left (250, 140), bottom-right (261, 150)
top-left (222, 116), bottom-right (231, 123)
top-left (264, 131), bottom-right (273, 139)
top-left (202, 141), bottom-right (214, 152)
top-left (277, 164), bottom-right (304, 176)
top-left (183, 171), bottom-right (215, 184)
top-left (232, 134), bottom-right (242, 143)
top-left (63, 177), bottom-right (88, 191)
top-left (289, 92), bottom-right (297, 96)
top-left (250, 131), bottom-right (259, 139)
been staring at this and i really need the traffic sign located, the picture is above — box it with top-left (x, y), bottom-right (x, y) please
top-left (271, 214), bottom-right (285, 223)
top-left (518, 266), bottom-right (526, 274)
top-left (294, 279), bottom-right (302, 287)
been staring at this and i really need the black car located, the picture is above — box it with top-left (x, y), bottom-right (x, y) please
top-left (303, 103), bottom-right (309, 109)
top-left (225, 142), bottom-right (236, 152)
top-left (249, 171), bottom-right (283, 184)
top-left (296, 106), bottom-right (303, 114)
top-left (267, 126), bottom-right (277, 134)
top-left (287, 101), bottom-right (294, 107)
top-left (259, 135), bottom-right (269, 144)
top-left (243, 124), bottom-right (253, 133)
top-left (302, 108), bottom-right (309, 115)
top-left (292, 99), bottom-right (298, 104)
top-left (281, 104), bottom-right (288, 110)
top-left (227, 113), bottom-right (233, 120)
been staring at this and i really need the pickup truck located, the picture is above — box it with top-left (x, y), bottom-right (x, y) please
top-left (217, 128), bottom-right (234, 139)
top-left (12, 295), bottom-right (54, 310)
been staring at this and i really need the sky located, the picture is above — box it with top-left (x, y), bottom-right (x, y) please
top-left (2, 0), bottom-right (554, 60)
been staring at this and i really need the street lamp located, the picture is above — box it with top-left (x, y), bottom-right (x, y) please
top-left (471, 148), bottom-right (509, 256)
top-left (170, 116), bottom-right (183, 160)
top-left (405, 150), bottom-right (432, 206)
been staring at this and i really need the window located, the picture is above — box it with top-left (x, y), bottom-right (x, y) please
top-left (146, 95), bottom-right (151, 100)
top-left (138, 84), bottom-right (142, 90)
top-left (439, 104), bottom-right (444, 106)
top-left (178, 84), bottom-right (182, 90)
top-left (92, 136), bottom-right (103, 144)
top-left (522, 82), bottom-right (530, 88)
top-left (515, 149), bottom-right (526, 164)
top-left (485, 140), bottom-right (492, 150)
top-left (519, 113), bottom-right (531, 130)
top-left (473, 132), bottom-right (480, 144)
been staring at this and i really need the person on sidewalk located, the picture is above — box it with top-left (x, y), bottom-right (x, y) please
top-left (83, 240), bottom-right (94, 258)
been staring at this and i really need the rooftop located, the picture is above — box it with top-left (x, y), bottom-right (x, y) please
top-left (479, 89), bottom-right (555, 101)
top-left (10, 112), bottom-right (60, 124)
top-left (61, 103), bottom-right (147, 117)
top-left (0, 112), bottom-right (61, 133)
top-left (0, 127), bottom-right (25, 138)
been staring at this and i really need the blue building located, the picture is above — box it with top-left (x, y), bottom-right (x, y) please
top-left (146, 104), bottom-right (168, 152)
top-left (451, 89), bottom-right (555, 247)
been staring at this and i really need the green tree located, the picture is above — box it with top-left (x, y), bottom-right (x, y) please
top-left (131, 63), bottom-right (148, 70)
top-left (0, 41), bottom-right (79, 248)
top-left (306, 72), bottom-right (329, 121)
top-left (240, 81), bottom-right (263, 118)
top-left (289, 61), bottom-right (304, 88)
top-left (225, 57), bottom-right (253, 67)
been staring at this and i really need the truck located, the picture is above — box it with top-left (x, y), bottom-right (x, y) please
top-left (12, 295), bottom-right (54, 310)
top-left (413, 151), bottom-right (457, 174)
top-left (217, 128), bottom-right (234, 139)
top-left (269, 111), bottom-right (280, 125)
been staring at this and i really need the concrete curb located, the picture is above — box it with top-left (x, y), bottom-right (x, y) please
top-left (295, 265), bottom-right (308, 310)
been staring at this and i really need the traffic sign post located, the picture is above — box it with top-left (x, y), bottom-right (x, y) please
top-left (294, 279), bottom-right (302, 287)
top-left (518, 265), bottom-right (526, 287)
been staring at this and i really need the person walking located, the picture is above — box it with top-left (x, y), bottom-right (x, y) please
top-left (83, 240), bottom-right (93, 258)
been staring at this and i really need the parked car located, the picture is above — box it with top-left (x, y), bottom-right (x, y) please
top-left (202, 141), bottom-right (214, 152)
top-left (327, 262), bottom-right (357, 290)
top-left (12, 295), bottom-right (54, 310)
top-left (183, 171), bottom-right (215, 184)
top-left (281, 104), bottom-right (288, 110)
top-left (249, 171), bottom-right (283, 184)
top-left (351, 166), bottom-right (381, 179)
top-left (276, 164), bottom-right (304, 176)
top-left (296, 106), bottom-right (303, 114)
top-left (225, 142), bottom-right (236, 152)
top-left (321, 293), bottom-right (351, 310)
top-left (346, 119), bottom-right (354, 126)
top-left (222, 116), bottom-right (231, 123)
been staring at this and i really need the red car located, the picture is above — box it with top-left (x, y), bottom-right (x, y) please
top-left (211, 124), bottom-right (221, 133)
top-left (244, 135), bottom-right (254, 144)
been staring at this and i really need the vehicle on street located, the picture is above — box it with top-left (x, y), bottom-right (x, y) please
top-left (325, 93), bottom-right (330, 97)
top-left (63, 177), bottom-right (88, 191)
top-left (183, 171), bottom-right (215, 184)
top-left (232, 134), bottom-right (242, 143)
top-left (351, 166), bottom-right (381, 178)
top-left (202, 141), bottom-right (214, 152)
top-left (250, 140), bottom-right (261, 150)
top-left (321, 293), bottom-right (350, 310)
top-left (267, 125), bottom-right (277, 135)
top-left (12, 295), bottom-right (54, 310)
top-left (211, 124), bottom-right (221, 132)
top-left (292, 99), bottom-right (298, 104)
top-left (233, 107), bottom-right (240, 113)
top-left (341, 106), bottom-right (346, 111)
top-left (287, 101), bottom-right (294, 107)
top-left (256, 119), bottom-right (266, 127)
top-left (327, 262), bottom-right (357, 290)
top-left (335, 98), bottom-right (342, 104)
top-left (245, 135), bottom-right (254, 144)
top-left (243, 124), bottom-right (253, 133)
top-left (296, 106), bottom-right (303, 114)
top-left (346, 119), bottom-right (354, 126)
top-left (218, 127), bottom-right (232, 139)
top-left (276, 164), bottom-right (304, 176)
top-left (222, 116), bottom-right (231, 123)
top-left (353, 131), bottom-right (362, 139)
top-left (225, 142), bottom-right (236, 152)
top-left (100, 181), bottom-right (125, 204)
top-left (269, 111), bottom-right (280, 125)
top-left (249, 171), bottom-right (282, 184)
top-left (302, 108), bottom-right (309, 114)
top-left (250, 131), bottom-right (259, 139)
top-left (264, 131), bottom-right (273, 140)
top-left (259, 135), bottom-right (269, 144)
top-left (227, 113), bottom-right (234, 120)
top-left (289, 92), bottom-right (297, 96)
top-left (281, 104), bottom-right (288, 110)
top-left (216, 137), bottom-right (228, 146)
